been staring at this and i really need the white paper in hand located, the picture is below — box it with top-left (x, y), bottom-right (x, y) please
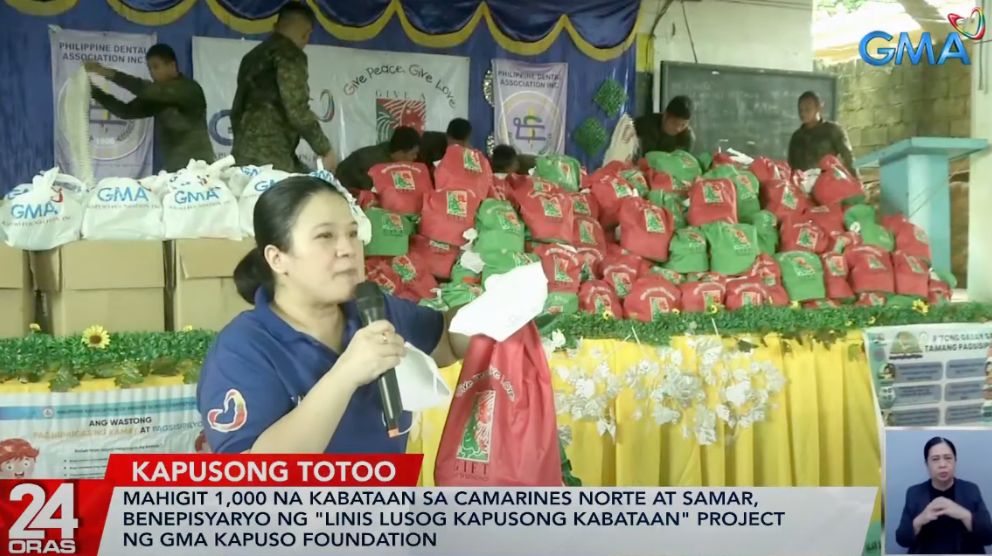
top-left (449, 262), bottom-right (548, 341)
top-left (395, 343), bottom-right (451, 412)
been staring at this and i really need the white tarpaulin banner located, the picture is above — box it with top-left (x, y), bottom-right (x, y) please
top-left (193, 37), bottom-right (470, 165)
top-left (50, 28), bottom-right (156, 180)
top-left (492, 59), bottom-right (567, 156)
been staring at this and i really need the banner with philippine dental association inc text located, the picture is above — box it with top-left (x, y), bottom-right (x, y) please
top-left (492, 59), bottom-right (567, 156)
top-left (50, 28), bottom-right (156, 180)
top-left (192, 38), bottom-right (470, 166)
top-left (0, 385), bottom-right (204, 480)
top-left (863, 323), bottom-right (992, 427)
top-left (0, 453), bottom-right (877, 556)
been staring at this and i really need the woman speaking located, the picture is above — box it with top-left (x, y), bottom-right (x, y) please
top-left (895, 437), bottom-right (992, 554)
top-left (196, 175), bottom-right (468, 454)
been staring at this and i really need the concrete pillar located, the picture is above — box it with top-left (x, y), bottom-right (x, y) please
top-left (969, 10), bottom-right (992, 302)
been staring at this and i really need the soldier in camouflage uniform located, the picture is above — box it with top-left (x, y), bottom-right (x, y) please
top-left (788, 91), bottom-right (856, 174)
top-left (230, 3), bottom-right (336, 173)
top-left (85, 44), bottom-right (215, 172)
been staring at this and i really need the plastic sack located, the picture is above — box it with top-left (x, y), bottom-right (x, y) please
top-left (82, 176), bottom-right (164, 240)
top-left (239, 166), bottom-right (290, 237)
top-left (1, 167), bottom-right (87, 250)
top-left (435, 322), bottom-right (562, 487)
top-left (163, 156), bottom-right (241, 239)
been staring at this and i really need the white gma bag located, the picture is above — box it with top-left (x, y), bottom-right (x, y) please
top-left (0, 167), bottom-right (87, 250)
top-left (82, 175), bottom-right (165, 240)
top-left (239, 166), bottom-right (289, 237)
top-left (163, 156), bottom-right (241, 240)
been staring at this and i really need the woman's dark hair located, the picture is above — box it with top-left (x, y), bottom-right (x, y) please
top-left (233, 176), bottom-right (340, 304)
top-left (924, 436), bottom-right (957, 460)
top-left (799, 90), bottom-right (822, 105)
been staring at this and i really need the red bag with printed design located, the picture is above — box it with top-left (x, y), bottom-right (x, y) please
top-left (618, 197), bottom-right (675, 262)
top-left (820, 252), bottom-right (855, 301)
top-left (435, 322), bottom-right (562, 487)
top-left (355, 189), bottom-right (379, 210)
top-left (568, 191), bottom-right (599, 221)
top-left (883, 215), bottom-right (932, 261)
top-left (434, 145), bottom-right (493, 199)
top-left (828, 231), bottom-right (862, 254)
top-left (572, 215), bottom-right (607, 252)
top-left (813, 155), bottom-right (864, 206)
top-left (687, 178), bottom-right (738, 226)
top-left (407, 234), bottom-right (460, 280)
top-left (929, 277), bottom-right (952, 305)
top-left (579, 280), bottom-right (623, 317)
top-left (389, 255), bottom-right (438, 302)
top-left (368, 162), bottom-right (433, 214)
top-left (601, 253), bottom-right (641, 299)
top-left (588, 168), bottom-right (637, 228)
top-left (364, 258), bottom-right (402, 296)
top-left (749, 255), bottom-right (790, 307)
top-left (804, 205), bottom-right (845, 236)
top-left (517, 191), bottom-right (574, 243)
top-left (575, 247), bottom-right (605, 281)
top-left (490, 176), bottom-right (513, 202)
top-left (857, 292), bottom-right (888, 307)
top-left (804, 299), bottom-right (841, 309)
top-left (780, 221), bottom-right (829, 254)
top-left (761, 179), bottom-right (809, 221)
top-left (846, 245), bottom-right (895, 294)
top-left (623, 276), bottom-right (682, 322)
top-left (533, 244), bottom-right (581, 294)
top-left (419, 189), bottom-right (481, 246)
top-left (680, 280), bottom-right (726, 312)
top-left (750, 157), bottom-right (793, 185)
top-left (893, 251), bottom-right (930, 297)
top-left (724, 277), bottom-right (770, 311)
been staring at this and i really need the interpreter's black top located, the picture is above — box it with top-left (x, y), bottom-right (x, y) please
top-left (896, 479), bottom-right (992, 554)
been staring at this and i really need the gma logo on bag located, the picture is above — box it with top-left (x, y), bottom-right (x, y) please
top-left (859, 8), bottom-right (984, 66)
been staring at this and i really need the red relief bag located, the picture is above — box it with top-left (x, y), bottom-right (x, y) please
top-left (420, 189), bottom-right (482, 246)
top-left (828, 231), bottom-right (862, 254)
top-left (568, 190), bottom-right (600, 221)
top-left (821, 252), bottom-right (855, 301)
top-left (368, 162), bottom-right (433, 214)
top-left (687, 178), bottom-right (738, 226)
top-left (805, 205), bottom-right (846, 236)
top-left (679, 281), bottom-right (726, 312)
top-left (618, 197), bottom-right (675, 262)
top-left (588, 168), bottom-right (637, 228)
top-left (490, 175), bottom-right (513, 202)
top-left (893, 251), bottom-right (931, 297)
top-left (804, 299), bottom-right (841, 309)
top-left (724, 277), bottom-right (770, 311)
top-left (761, 179), bottom-right (809, 222)
top-left (517, 191), bottom-right (575, 243)
top-left (407, 235), bottom-right (460, 280)
top-left (573, 215), bottom-right (607, 252)
top-left (623, 276), bottom-right (682, 322)
top-left (929, 277), bottom-right (952, 305)
top-left (575, 246), bottom-right (605, 281)
top-left (813, 155), bottom-right (864, 206)
top-left (780, 221), bottom-right (829, 254)
top-left (354, 189), bottom-right (379, 210)
top-left (435, 323), bottom-right (562, 487)
top-left (601, 253), bottom-right (641, 299)
top-left (846, 245), bottom-right (895, 294)
top-left (532, 243), bottom-right (581, 294)
top-left (749, 157), bottom-right (792, 185)
top-left (857, 292), bottom-right (889, 307)
top-left (364, 258), bottom-right (402, 296)
top-left (579, 280), bottom-right (624, 317)
top-left (883, 216), bottom-right (932, 262)
top-left (389, 254), bottom-right (439, 302)
top-left (434, 145), bottom-right (493, 199)
top-left (748, 255), bottom-right (789, 307)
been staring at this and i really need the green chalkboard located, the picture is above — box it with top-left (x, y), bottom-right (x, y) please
top-left (659, 62), bottom-right (838, 160)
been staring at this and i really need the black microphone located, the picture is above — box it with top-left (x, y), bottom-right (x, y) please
top-left (355, 281), bottom-right (403, 437)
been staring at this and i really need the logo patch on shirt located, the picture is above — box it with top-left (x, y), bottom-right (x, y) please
top-left (207, 389), bottom-right (248, 433)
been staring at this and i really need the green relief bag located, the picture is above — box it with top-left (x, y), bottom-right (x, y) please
top-left (646, 189), bottom-right (687, 229)
top-left (858, 222), bottom-right (895, 252)
top-left (535, 154), bottom-right (581, 192)
top-left (703, 222), bottom-right (760, 276)
top-left (450, 262), bottom-right (481, 285)
top-left (365, 207), bottom-right (414, 256)
top-left (745, 210), bottom-right (779, 255)
top-left (664, 227), bottom-right (709, 273)
top-left (644, 149), bottom-right (702, 184)
top-left (732, 171), bottom-right (761, 221)
top-left (775, 251), bottom-right (827, 302)
top-left (481, 250), bottom-right (540, 284)
top-left (440, 281), bottom-right (484, 309)
top-left (844, 204), bottom-right (877, 229)
top-left (475, 199), bottom-right (526, 253)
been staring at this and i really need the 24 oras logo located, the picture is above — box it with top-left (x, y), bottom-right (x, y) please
top-left (859, 7), bottom-right (985, 66)
top-left (7, 483), bottom-right (78, 554)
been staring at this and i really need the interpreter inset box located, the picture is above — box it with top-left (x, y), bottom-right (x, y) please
top-left (883, 428), bottom-right (992, 555)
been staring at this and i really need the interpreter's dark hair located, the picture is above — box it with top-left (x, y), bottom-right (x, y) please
top-left (389, 126), bottom-right (421, 154)
top-left (446, 118), bottom-right (472, 141)
top-left (277, 2), bottom-right (315, 25)
top-left (233, 176), bottom-right (341, 304)
top-left (145, 44), bottom-right (177, 64)
top-left (924, 437), bottom-right (957, 460)
top-left (799, 91), bottom-right (822, 105)
top-left (491, 145), bottom-right (518, 173)
top-left (665, 95), bottom-right (692, 120)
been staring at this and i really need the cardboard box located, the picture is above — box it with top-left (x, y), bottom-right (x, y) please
top-left (31, 241), bottom-right (166, 335)
top-left (0, 244), bottom-right (33, 338)
top-left (168, 239), bottom-right (254, 331)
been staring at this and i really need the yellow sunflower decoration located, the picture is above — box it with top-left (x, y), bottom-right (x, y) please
top-left (82, 325), bottom-right (110, 349)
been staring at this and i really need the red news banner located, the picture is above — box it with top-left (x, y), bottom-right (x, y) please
top-left (0, 454), bottom-right (422, 556)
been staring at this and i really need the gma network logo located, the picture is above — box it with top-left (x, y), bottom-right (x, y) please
top-left (859, 7), bottom-right (985, 66)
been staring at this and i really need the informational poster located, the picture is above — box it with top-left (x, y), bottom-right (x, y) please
top-left (49, 28), bottom-right (156, 180)
top-left (492, 59), bottom-right (568, 156)
top-left (863, 323), bottom-right (992, 427)
top-left (192, 37), bottom-right (470, 166)
top-left (0, 385), bottom-right (204, 479)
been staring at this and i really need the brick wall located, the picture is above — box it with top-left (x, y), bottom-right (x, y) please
top-left (817, 57), bottom-right (971, 159)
